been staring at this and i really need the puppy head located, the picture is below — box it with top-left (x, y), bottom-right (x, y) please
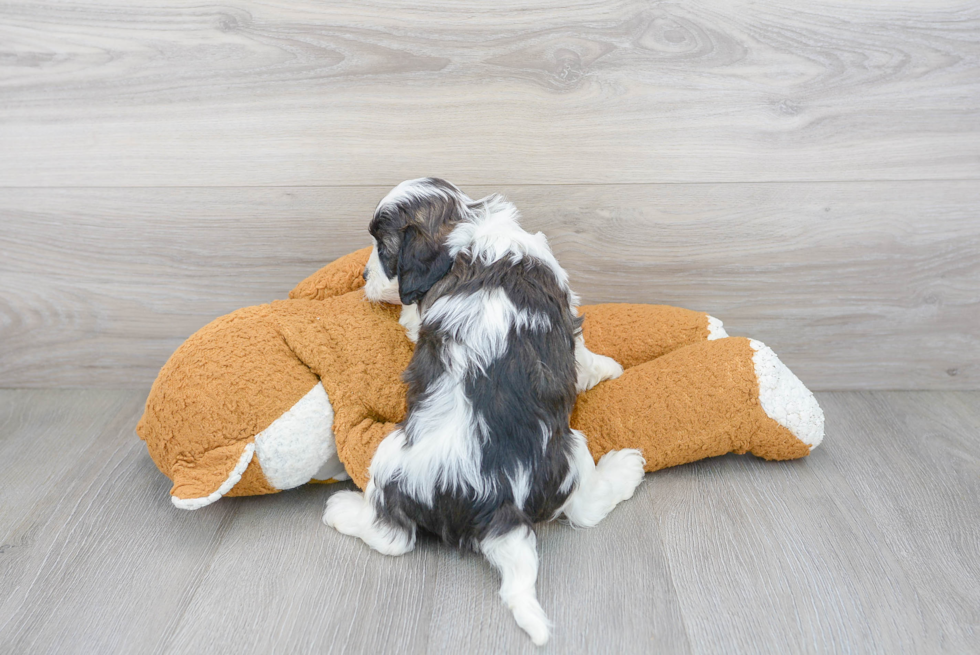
top-left (364, 178), bottom-right (468, 305)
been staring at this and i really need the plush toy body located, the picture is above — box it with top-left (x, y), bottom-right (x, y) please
top-left (137, 248), bottom-right (824, 509)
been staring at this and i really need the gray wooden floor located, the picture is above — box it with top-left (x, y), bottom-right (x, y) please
top-left (1, 389), bottom-right (977, 654)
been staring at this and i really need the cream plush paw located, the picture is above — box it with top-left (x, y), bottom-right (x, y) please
top-left (750, 340), bottom-right (825, 449)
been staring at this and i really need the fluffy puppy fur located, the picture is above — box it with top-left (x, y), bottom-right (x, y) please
top-left (324, 178), bottom-right (645, 645)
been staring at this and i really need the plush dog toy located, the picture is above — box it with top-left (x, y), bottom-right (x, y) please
top-left (137, 248), bottom-right (824, 509)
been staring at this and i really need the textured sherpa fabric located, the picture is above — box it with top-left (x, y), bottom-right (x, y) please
top-left (137, 291), bottom-right (411, 505)
top-left (138, 247), bottom-right (822, 504)
top-left (137, 304), bottom-right (313, 501)
top-left (269, 293), bottom-right (412, 489)
top-left (570, 337), bottom-right (811, 470)
top-left (311, 302), bottom-right (759, 490)
top-left (289, 247), bottom-right (371, 301)
top-left (578, 303), bottom-right (711, 369)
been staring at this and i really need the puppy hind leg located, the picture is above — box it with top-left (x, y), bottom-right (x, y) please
top-left (561, 430), bottom-right (645, 528)
top-left (323, 482), bottom-right (416, 556)
top-left (481, 511), bottom-right (550, 646)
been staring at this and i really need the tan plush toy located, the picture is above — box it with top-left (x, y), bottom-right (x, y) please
top-left (137, 248), bottom-right (824, 509)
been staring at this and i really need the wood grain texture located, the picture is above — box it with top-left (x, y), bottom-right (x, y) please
top-left (2, 182), bottom-right (977, 389)
top-left (817, 391), bottom-right (980, 653)
top-left (0, 389), bottom-right (240, 654)
top-left (651, 439), bottom-right (931, 652)
top-left (424, 499), bottom-right (691, 654)
top-left (0, 186), bottom-right (373, 387)
top-left (162, 486), bottom-right (440, 655)
top-left (1, 0), bottom-right (978, 186)
top-left (0, 390), bottom-right (132, 531)
top-left (3, 389), bottom-right (980, 653)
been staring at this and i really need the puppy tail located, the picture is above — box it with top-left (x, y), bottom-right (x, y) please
top-left (480, 506), bottom-right (551, 646)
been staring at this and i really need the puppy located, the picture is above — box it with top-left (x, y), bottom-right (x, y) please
top-left (324, 178), bottom-right (645, 645)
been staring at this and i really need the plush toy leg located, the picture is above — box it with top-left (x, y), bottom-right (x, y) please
top-left (168, 442), bottom-right (257, 510)
top-left (289, 247), bottom-right (372, 301)
top-left (138, 305), bottom-right (342, 508)
top-left (272, 294), bottom-right (412, 491)
top-left (579, 303), bottom-right (727, 370)
top-left (747, 339), bottom-right (824, 451)
top-left (570, 337), bottom-right (823, 470)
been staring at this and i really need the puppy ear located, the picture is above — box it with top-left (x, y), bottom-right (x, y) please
top-left (396, 225), bottom-right (453, 305)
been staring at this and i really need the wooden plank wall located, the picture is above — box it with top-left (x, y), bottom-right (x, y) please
top-left (1, 0), bottom-right (978, 389)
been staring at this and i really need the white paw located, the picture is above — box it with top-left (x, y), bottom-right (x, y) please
top-left (594, 353), bottom-right (625, 382)
top-left (323, 489), bottom-right (415, 556)
top-left (323, 490), bottom-right (369, 536)
top-left (508, 595), bottom-right (551, 646)
top-left (596, 448), bottom-right (646, 503)
top-left (399, 304), bottom-right (421, 343)
top-left (576, 352), bottom-right (624, 393)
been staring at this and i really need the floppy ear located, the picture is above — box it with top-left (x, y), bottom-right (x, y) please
top-left (396, 225), bottom-right (453, 305)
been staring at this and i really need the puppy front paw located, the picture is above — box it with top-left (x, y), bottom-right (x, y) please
top-left (576, 353), bottom-right (624, 393)
top-left (399, 304), bottom-right (421, 343)
top-left (593, 353), bottom-right (624, 383)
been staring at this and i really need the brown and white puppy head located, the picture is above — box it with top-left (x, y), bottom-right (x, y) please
top-left (364, 178), bottom-right (471, 306)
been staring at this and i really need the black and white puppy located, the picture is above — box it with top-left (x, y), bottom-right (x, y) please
top-left (324, 178), bottom-right (645, 645)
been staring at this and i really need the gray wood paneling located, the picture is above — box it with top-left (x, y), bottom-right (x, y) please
top-left (3, 390), bottom-right (980, 653)
top-left (2, 182), bottom-right (977, 390)
top-left (1, 1), bottom-right (978, 186)
top-left (0, 186), bottom-right (372, 387)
